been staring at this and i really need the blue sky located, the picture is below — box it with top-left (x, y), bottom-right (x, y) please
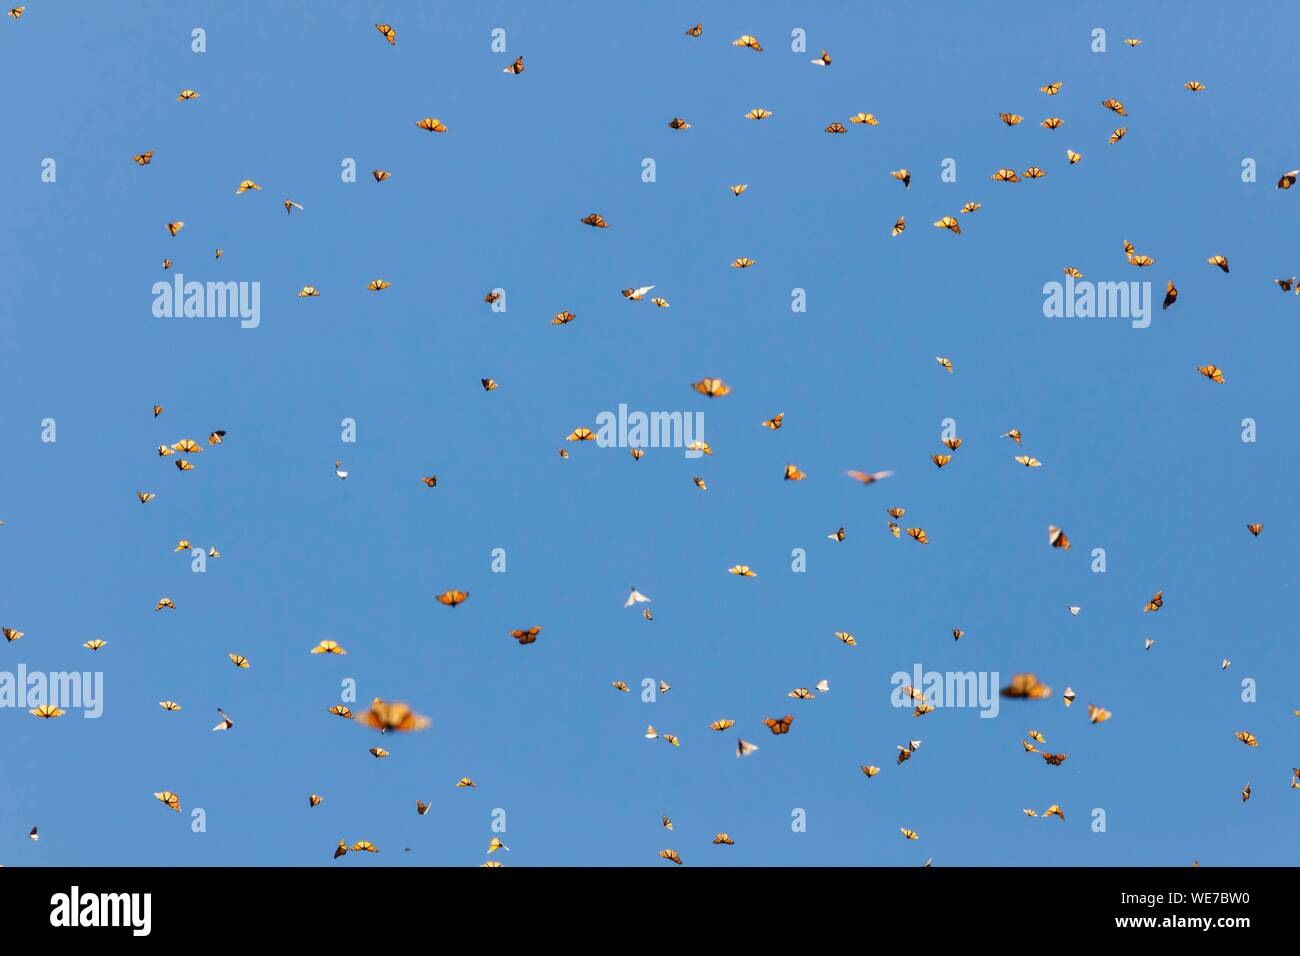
top-left (1, 0), bottom-right (1296, 866)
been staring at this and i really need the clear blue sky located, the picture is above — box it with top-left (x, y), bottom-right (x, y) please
top-left (1, 0), bottom-right (1295, 866)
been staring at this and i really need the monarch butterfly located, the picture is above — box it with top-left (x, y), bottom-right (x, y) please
top-left (1125, 38), bottom-right (1141, 46)
top-left (728, 565), bottom-right (757, 576)
top-left (622, 285), bottom-right (654, 300)
top-left (1145, 638), bottom-right (1155, 650)
top-left (827, 527), bottom-right (846, 542)
top-left (352, 841), bottom-right (379, 853)
top-left (861, 765), bottom-right (880, 778)
top-left (850, 112), bottom-right (880, 126)
top-left (692, 476), bottom-right (707, 490)
top-left (177, 89), bottom-right (199, 101)
top-left (891, 168), bottom-right (911, 188)
top-left (659, 849), bottom-right (682, 864)
top-left (1022, 167), bottom-right (1045, 179)
top-left (551, 310), bottom-right (576, 325)
top-left (566, 427), bottom-right (595, 441)
top-left (811, 49), bottom-right (831, 66)
top-left (31, 705), bottom-right (63, 718)
top-left (1276, 277), bottom-right (1296, 292)
top-left (763, 715), bottom-right (793, 735)
top-left (84, 639), bottom-right (107, 650)
top-left (731, 34), bottom-right (762, 51)
top-left (961, 202), bottom-right (981, 213)
top-left (992, 168), bottom-right (1020, 182)
top-left (1247, 523), bottom-right (1263, 536)
top-left (900, 828), bottom-right (919, 840)
top-left (999, 112), bottom-right (1023, 126)
top-left (374, 23), bottom-right (395, 44)
top-left (835, 631), bottom-right (857, 646)
top-left (359, 699), bottom-right (431, 733)
top-left (1044, 805), bottom-right (1066, 821)
top-left (328, 705), bottom-right (353, 719)
top-left (906, 528), bottom-right (928, 544)
top-left (730, 257), bottom-right (756, 268)
top-left (1067, 150), bottom-right (1082, 164)
top-left (371, 170), bottom-right (391, 182)
top-left (481, 378), bottom-right (498, 392)
top-left (1242, 783), bottom-right (1251, 802)
top-left (166, 221), bottom-right (184, 236)
top-left (1184, 81), bottom-right (1206, 92)
top-left (285, 199), bottom-right (304, 214)
top-left (892, 216), bottom-right (906, 237)
top-left (630, 448), bottom-right (645, 460)
top-left (503, 56), bottom-right (524, 74)
top-left (952, 628), bottom-right (964, 641)
top-left (729, 184), bottom-right (749, 196)
top-left (784, 464), bottom-right (806, 481)
top-left (887, 523), bottom-right (902, 538)
top-left (1101, 98), bottom-right (1127, 116)
top-left (436, 590), bottom-right (469, 607)
top-left (310, 794), bottom-right (323, 808)
top-left (483, 291), bottom-right (502, 304)
top-left (685, 23), bottom-right (702, 37)
top-left (935, 356), bottom-right (954, 373)
top-left (737, 738), bottom-right (759, 757)
top-left (662, 734), bottom-right (679, 747)
top-left (1041, 117), bottom-right (1063, 129)
top-left (8, 6), bottom-right (22, 17)
top-left (580, 213), bottom-right (608, 228)
top-left (1015, 456), bottom-right (1042, 467)
top-left (743, 108), bottom-right (771, 121)
top-left (369, 748), bottom-right (389, 758)
top-left (310, 640), bottom-right (347, 655)
top-left (155, 598), bottom-right (176, 610)
top-left (788, 687), bottom-right (814, 700)
top-left (456, 777), bottom-right (476, 788)
top-left (1127, 254), bottom-right (1154, 267)
top-left (415, 117), bottom-right (447, 133)
top-left (133, 151), bottom-right (154, 165)
top-left (1063, 267), bottom-right (1083, 278)
top-left (931, 454), bottom-right (952, 468)
top-left (421, 476), bottom-right (438, 487)
top-left (1197, 365), bottom-right (1225, 383)
top-left (367, 279), bottom-right (392, 292)
top-left (761, 412), bottom-right (784, 429)
top-left (1001, 673), bottom-right (1052, 699)
top-left (1087, 704), bottom-right (1112, 725)
top-left (1040, 82), bottom-right (1062, 95)
top-left (1109, 128), bottom-right (1127, 143)
top-left (847, 469), bottom-right (894, 486)
top-left (235, 179), bottom-right (261, 195)
top-left (667, 117), bottom-right (690, 130)
top-left (824, 122), bottom-right (847, 133)
top-left (1042, 753), bottom-right (1067, 766)
top-left (710, 719), bottom-right (735, 731)
top-left (1048, 526), bottom-right (1070, 550)
top-left (914, 703), bottom-right (935, 716)
top-left (692, 378), bottom-right (731, 397)
top-left (662, 816), bottom-right (673, 831)
top-left (159, 700), bottom-right (181, 711)
top-left (1028, 730), bottom-right (1045, 743)
top-left (1023, 809), bottom-right (1039, 817)
top-left (1162, 281), bottom-right (1178, 309)
top-left (228, 653), bottom-right (250, 668)
top-left (510, 626), bottom-right (541, 645)
top-left (713, 833), bottom-right (735, 845)
top-left (2, 627), bottom-right (22, 642)
top-left (1206, 255), bottom-right (1229, 273)
top-left (298, 286), bottom-right (321, 297)
top-left (1234, 731), bottom-right (1259, 747)
top-left (155, 791), bottom-right (182, 812)
top-left (933, 216), bottom-right (961, 234)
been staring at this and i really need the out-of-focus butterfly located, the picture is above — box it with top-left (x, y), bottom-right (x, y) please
top-left (736, 738), bottom-right (759, 757)
top-left (692, 378), bottom-right (731, 397)
top-left (358, 699), bottom-right (431, 733)
top-left (659, 849), bottom-right (682, 864)
top-left (436, 590), bottom-right (469, 607)
top-left (784, 464), bottom-right (805, 481)
top-left (847, 469), bottom-right (893, 485)
top-left (1088, 704), bottom-right (1112, 725)
top-left (1002, 674), bottom-right (1052, 699)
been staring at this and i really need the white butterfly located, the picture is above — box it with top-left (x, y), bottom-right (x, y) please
top-left (625, 587), bottom-right (651, 607)
top-left (212, 708), bottom-right (234, 731)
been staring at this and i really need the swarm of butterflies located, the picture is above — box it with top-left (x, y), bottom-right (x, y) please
top-left (5, 10), bottom-right (1292, 867)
